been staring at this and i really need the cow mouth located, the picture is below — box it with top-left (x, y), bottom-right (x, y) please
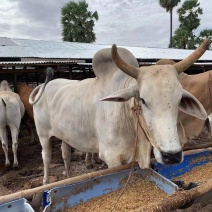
top-left (161, 150), bottom-right (182, 164)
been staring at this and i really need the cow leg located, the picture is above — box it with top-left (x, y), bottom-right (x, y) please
top-left (23, 114), bottom-right (36, 145)
top-left (26, 119), bottom-right (36, 145)
top-left (99, 151), bottom-right (122, 168)
top-left (104, 158), bottom-right (122, 168)
top-left (61, 141), bottom-right (71, 178)
top-left (92, 153), bottom-right (107, 169)
top-left (9, 125), bottom-right (19, 168)
top-left (40, 137), bottom-right (52, 185)
top-left (0, 127), bottom-right (10, 167)
top-left (85, 153), bottom-right (93, 169)
top-left (92, 153), bottom-right (102, 164)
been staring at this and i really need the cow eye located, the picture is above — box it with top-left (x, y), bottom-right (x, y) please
top-left (140, 98), bottom-right (146, 105)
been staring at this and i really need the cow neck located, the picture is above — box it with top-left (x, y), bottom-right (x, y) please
top-left (131, 98), bottom-right (162, 152)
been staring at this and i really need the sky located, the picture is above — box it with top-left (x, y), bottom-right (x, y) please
top-left (0, 0), bottom-right (211, 48)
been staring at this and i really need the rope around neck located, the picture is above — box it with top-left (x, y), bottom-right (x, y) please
top-left (131, 100), bottom-right (162, 152)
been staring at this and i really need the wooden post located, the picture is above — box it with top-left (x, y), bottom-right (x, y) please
top-left (69, 65), bottom-right (73, 79)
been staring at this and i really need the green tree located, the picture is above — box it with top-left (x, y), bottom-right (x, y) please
top-left (61, 1), bottom-right (99, 43)
top-left (159, 0), bottom-right (181, 48)
top-left (172, 0), bottom-right (212, 49)
top-left (172, 28), bottom-right (196, 49)
top-left (177, 0), bottom-right (202, 31)
top-left (197, 29), bottom-right (212, 49)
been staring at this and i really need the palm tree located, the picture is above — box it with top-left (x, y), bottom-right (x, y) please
top-left (61, 1), bottom-right (99, 43)
top-left (198, 29), bottom-right (212, 50)
top-left (159, 0), bottom-right (181, 48)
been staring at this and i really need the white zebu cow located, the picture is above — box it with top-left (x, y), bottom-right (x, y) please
top-left (30, 40), bottom-right (208, 184)
top-left (0, 80), bottom-right (25, 167)
top-left (156, 59), bottom-right (212, 144)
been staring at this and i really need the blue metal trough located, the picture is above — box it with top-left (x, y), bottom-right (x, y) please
top-left (0, 198), bottom-right (34, 212)
top-left (0, 150), bottom-right (211, 212)
top-left (152, 150), bottom-right (212, 180)
top-left (43, 150), bottom-right (212, 212)
top-left (43, 167), bottom-right (178, 212)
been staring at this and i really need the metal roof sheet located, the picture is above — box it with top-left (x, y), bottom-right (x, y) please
top-left (0, 37), bottom-right (18, 46)
top-left (0, 37), bottom-right (212, 61)
top-left (0, 46), bottom-right (30, 57)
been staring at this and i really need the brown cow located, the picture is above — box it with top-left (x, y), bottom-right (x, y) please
top-left (17, 83), bottom-right (37, 144)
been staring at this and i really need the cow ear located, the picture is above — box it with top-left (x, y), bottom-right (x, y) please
top-left (100, 86), bottom-right (139, 102)
top-left (179, 89), bottom-right (207, 120)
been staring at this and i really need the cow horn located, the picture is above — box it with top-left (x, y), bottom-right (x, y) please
top-left (112, 44), bottom-right (140, 79)
top-left (174, 38), bottom-right (210, 74)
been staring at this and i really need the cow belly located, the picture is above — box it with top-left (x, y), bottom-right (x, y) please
top-left (65, 137), bottom-right (99, 153)
top-left (51, 121), bottom-right (99, 153)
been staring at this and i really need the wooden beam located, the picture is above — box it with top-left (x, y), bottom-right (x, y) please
top-left (13, 67), bottom-right (17, 92)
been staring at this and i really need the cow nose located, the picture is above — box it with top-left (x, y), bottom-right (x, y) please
top-left (161, 151), bottom-right (182, 164)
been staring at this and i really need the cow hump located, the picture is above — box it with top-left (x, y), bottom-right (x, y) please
top-left (92, 47), bottom-right (139, 78)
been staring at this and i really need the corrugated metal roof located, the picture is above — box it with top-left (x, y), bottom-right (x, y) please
top-left (0, 37), bottom-right (212, 61)
top-left (126, 46), bottom-right (212, 61)
top-left (0, 46), bottom-right (31, 57)
top-left (0, 37), bottom-right (18, 46)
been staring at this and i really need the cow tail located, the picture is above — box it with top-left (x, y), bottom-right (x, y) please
top-left (0, 97), bottom-right (9, 116)
top-left (29, 67), bottom-right (54, 105)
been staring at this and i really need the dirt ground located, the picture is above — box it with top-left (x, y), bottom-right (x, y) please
top-left (0, 125), bottom-right (211, 210)
top-left (0, 130), bottom-right (106, 196)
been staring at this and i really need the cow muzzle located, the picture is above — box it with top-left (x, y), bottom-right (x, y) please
top-left (161, 150), bottom-right (182, 164)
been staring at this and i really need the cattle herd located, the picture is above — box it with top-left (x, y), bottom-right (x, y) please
top-left (0, 39), bottom-right (211, 188)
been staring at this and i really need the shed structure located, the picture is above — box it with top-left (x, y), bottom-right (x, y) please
top-left (0, 37), bottom-right (212, 87)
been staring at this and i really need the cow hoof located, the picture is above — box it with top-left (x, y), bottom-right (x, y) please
top-left (100, 163), bottom-right (108, 169)
top-left (5, 164), bottom-right (11, 170)
top-left (13, 164), bottom-right (19, 170)
top-left (86, 164), bottom-right (94, 169)
top-left (94, 159), bottom-right (103, 165)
